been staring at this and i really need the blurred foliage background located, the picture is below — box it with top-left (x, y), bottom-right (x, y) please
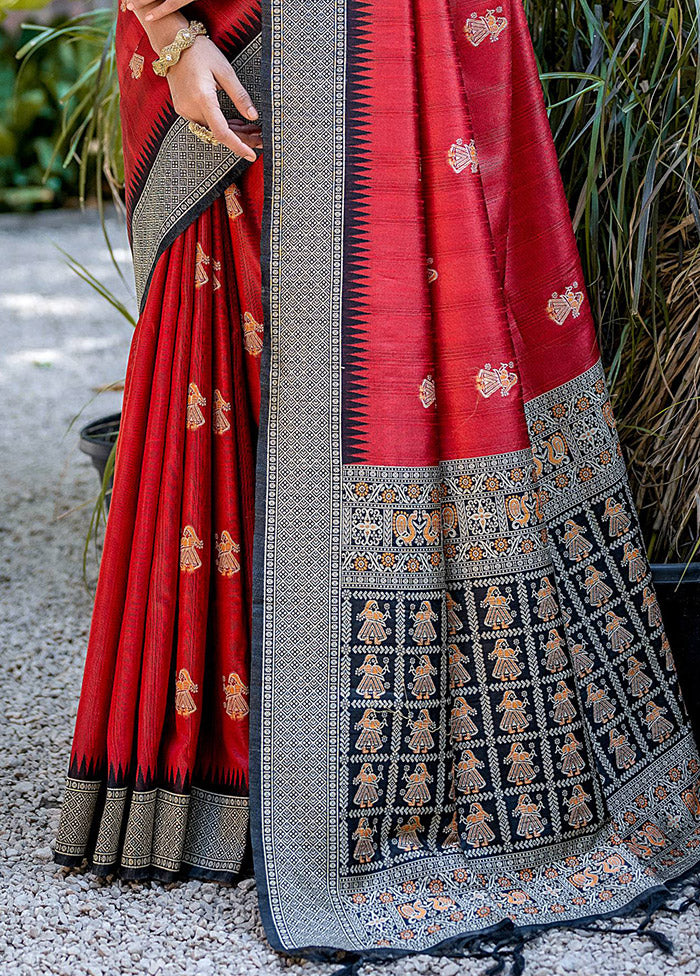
top-left (0, 0), bottom-right (120, 209)
top-left (525, 0), bottom-right (700, 565)
top-left (0, 0), bottom-right (699, 563)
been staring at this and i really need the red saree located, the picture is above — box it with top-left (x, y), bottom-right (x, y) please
top-left (55, 0), bottom-right (700, 967)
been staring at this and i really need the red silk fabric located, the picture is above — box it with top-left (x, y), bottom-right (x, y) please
top-left (69, 163), bottom-right (263, 796)
top-left (340, 0), bottom-right (599, 468)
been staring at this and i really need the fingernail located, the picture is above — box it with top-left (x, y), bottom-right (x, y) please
top-left (247, 106), bottom-right (259, 120)
top-left (145, 12), bottom-right (153, 19)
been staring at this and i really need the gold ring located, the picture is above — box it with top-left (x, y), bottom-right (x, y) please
top-left (188, 120), bottom-right (219, 146)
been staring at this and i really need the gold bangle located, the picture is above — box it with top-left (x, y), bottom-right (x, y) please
top-left (152, 21), bottom-right (207, 77)
top-left (188, 120), bottom-right (219, 146)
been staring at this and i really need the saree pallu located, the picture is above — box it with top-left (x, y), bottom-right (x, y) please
top-left (54, 0), bottom-right (700, 964)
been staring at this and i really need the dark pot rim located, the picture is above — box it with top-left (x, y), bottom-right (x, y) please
top-left (651, 562), bottom-right (700, 584)
top-left (78, 413), bottom-right (121, 460)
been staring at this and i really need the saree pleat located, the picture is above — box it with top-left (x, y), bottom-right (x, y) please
top-left (54, 172), bottom-right (263, 881)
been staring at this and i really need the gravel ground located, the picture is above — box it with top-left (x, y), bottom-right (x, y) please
top-left (1, 207), bottom-right (699, 976)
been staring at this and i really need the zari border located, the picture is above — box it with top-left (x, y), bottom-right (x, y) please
top-left (53, 779), bottom-right (249, 880)
top-left (249, 0), bottom-right (354, 952)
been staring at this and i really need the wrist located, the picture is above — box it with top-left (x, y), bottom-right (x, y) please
top-left (134, 6), bottom-right (190, 56)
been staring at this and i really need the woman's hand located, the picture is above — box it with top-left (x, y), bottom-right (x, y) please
top-left (127, 0), bottom-right (196, 23)
top-left (130, 5), bottom-right (261, 161)
top-left (167, 34), bottom-right (261, 160)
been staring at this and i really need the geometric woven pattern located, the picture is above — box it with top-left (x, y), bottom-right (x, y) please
top-left (54, 779), bottom-right (100, 858)
top-left (54, 780), bottom-right (248, 881)
top-left (333, 364), bottom-right (700, 948)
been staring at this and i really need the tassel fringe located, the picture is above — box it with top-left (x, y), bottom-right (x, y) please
top-left (290, 868), bottom-right (700, 976)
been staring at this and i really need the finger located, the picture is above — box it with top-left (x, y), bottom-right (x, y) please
top-left (144, 0), bottom-right (189, 21)
top-left (228, 121), bottom-right (263, 148)
top-left (126, 0), bottom-right (160, 11)
top-left (229, 128), bottom-right (263, 150)
top-left (228, 121), bottom-right (263, 136)
top-left (201, 93), bottom-right (257, 160)
top-left (215, 63), bottom-right (259, 121)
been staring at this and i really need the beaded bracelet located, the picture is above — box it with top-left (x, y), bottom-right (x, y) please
top-left (152, 21), bottom-right (207, 77)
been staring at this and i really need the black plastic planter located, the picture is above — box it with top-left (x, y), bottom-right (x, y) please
top-left (78, 413), bottom-right (699, 741)
top-left (651, 562), bottom-right (700, 749)
top-left (78, 413), bottom-right (120, 512)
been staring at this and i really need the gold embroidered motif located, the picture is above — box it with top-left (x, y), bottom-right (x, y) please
top-left (355, 708), bottom-right (386, 754)
top-left (447, 137), bottom-right (479, 174)
top-left (352, 817), bottom-right (376, 862)
top-left (418, 373), bottom-right (436, 408)
top-left (212, 389), bottom-right (232, 434)
top-left (476, 361), bottom-right (518, 398)
top-left (175, 668), bottom-right (198, 716)
top-left (224, 183), bottom-right (244, 220)
top-left (356, 600), bottom-right (390, 645)
top-left (566, 784), bottom-right (593, 828)
top-left (129, 53), bottom-right (145, 79)
top-left (356, 653), bottom-right (388, 699)
top-left (402, 762), bottom-right (433, 808)
top-left (222, 671), bottom-right (249, 719)
top-left (396, 815), bottom-right (423, 851)
top-left (427, 257), bottom-right (438, 283)
top-left (180, 524), bottom-right (204, 572)
top-left (353, 763), bottom-right (381, 808)
top-left (464, 802), bottom-right (495, 848)
top-left (242, 311), bottom-right (264, 356)
top-left (515, 794), bottom-right (545, 839)
top-left (186, 382), bottom-right (207, 430)
top-left (547, 282), bottom-right (584, 324)
top-left (194, 245), bottom-right (221, 290)
top-left (464, 7), bottom-right (509, 46)
top-left (195, 242), bottom-right (211, 289)
top-left (215, 530), bottom-right (241, 576)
